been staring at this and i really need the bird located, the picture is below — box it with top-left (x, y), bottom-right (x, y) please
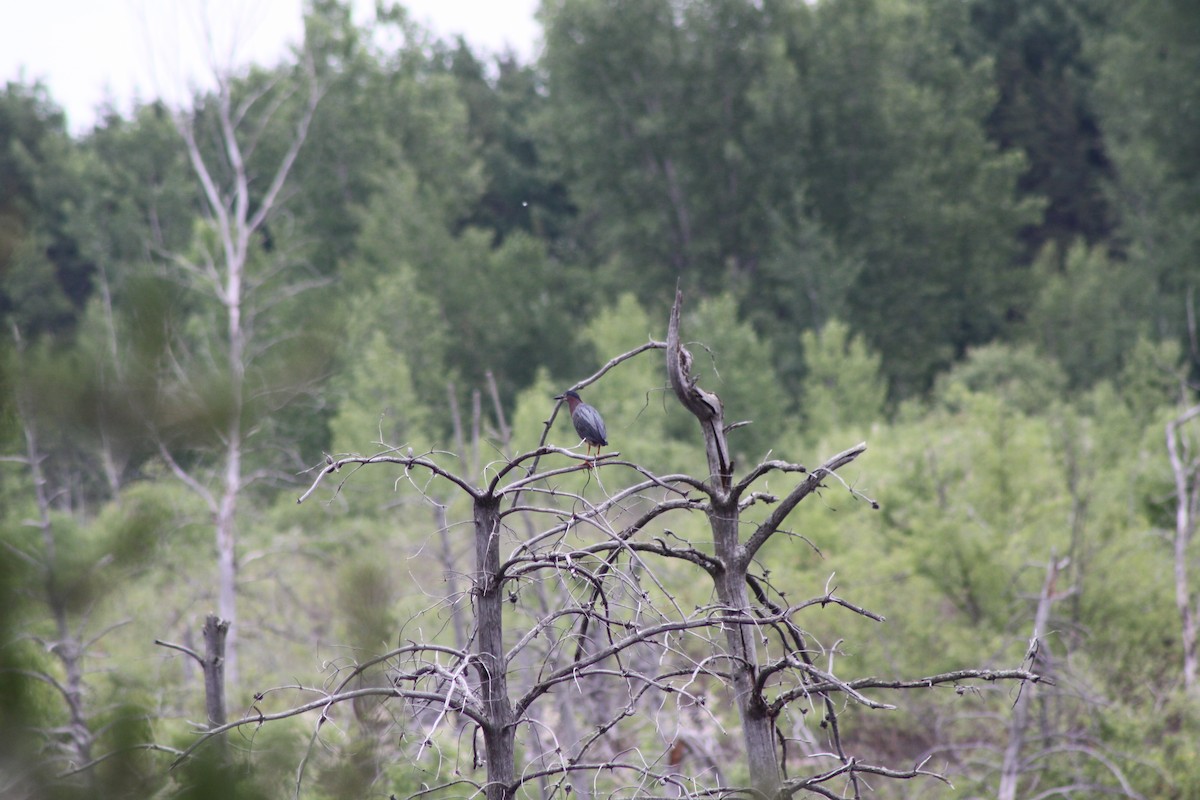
top-left (555, 390), bottom-right (608, 460)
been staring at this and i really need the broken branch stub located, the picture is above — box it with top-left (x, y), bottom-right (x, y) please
top-left (666, 289), bottom-right (734, 493)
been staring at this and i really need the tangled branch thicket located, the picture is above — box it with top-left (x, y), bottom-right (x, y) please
top-left (175, 293), bottom-right (1039, 799)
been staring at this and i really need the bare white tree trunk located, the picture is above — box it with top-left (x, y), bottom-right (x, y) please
top-left (202, 614), bottom-right (230, 732)
top-left (998, 555), bottom-right (1068, 800)
top-left (215, 446), bottom-right (241, 682)
top-left (164, 53), bottom-right (322, 689)
top-left (1166, 405), bottom-right (1200, 693)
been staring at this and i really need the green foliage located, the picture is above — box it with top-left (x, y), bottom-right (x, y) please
top-left (336, 556), bottom-right (398, 652)
top-left (887, 394), bottom-right (1066, 631)
top-left (799, 319), bottom-right (887, 441)
top-left (1092, 0), bottom-right (1200, 341)
top-left (1023, 241), bottom-right (1151, 386)
top-left (962, 0), bottom-right (1115, 255)
top-left (171, 747), bottom-right (275, 800)
top-left (542, 0), bottom-right (734, 289)
top-left (507, 367), bottom-right (561, 457)
top-left (934, 340), bottom-right (1067, 416)
top-left (1118, 335), bottom-right (1186, 423)
top-left (442, 44), bottom-right (576, 246)
top-left (0, 81), bottom-right (90, 338)
top-left (3, 230), bottom-right (75, 337)
top-left (331, 327), bottom-right (434, 455)
top-left (345, 157), bottom-right (590, 409)
top-left (74, 101), bottom-right (197, 268)
top-left (737, 211), bottom-right (863, 390)
top-left (95, 482), bottom-right (177, 567)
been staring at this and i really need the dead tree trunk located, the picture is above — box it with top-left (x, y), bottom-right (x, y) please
top-left (998, 555), bottom-right (1069, 800)
top-left (1167, 404), bottom-right (1200, 693)
top-left (665, 290), bottom-right (779, 794)
top-left (161, 43), bottom-right (323, 691)
top-left (20, 404), bottom-right (94, 775)
top-left (474, 494), bottom-right (516, 800)
top-left (202, 614), bottom-right (230, 730)
top-left (710, 501), bottom-right (781, 792)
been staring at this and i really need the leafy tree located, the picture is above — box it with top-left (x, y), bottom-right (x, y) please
top-left (773, 361), bottom-right (1156, 797)
top-left (441, 42), bottom-right (576, 246)
top-left (1117, 335), bottom-right (1186, 424)
top-left (0, 81), bottom-right (88, 338)
top-left (349, 156), bottom-right (591, 407)
top-left (962, 0), bottom-right (1115, 257)
top-left (799, 318), bottom-right (887, 439)
top-left (540, 0), bottom-right (776, 295)
top-left (1022, 241), bottom-right (1151, 387)
top-left (290, 0), bottom-right (489, 278)
top-left (74, 102), bottom-right (197, 265)
top-left (330, 330), bottom-right (433, 456)
top-left (336, 207), bottom-right (456, 446)
top-left (1091, 0), bottom-right (1200, 349)
top-left (736, 211), bottom-right (863, 390)
top-left (934, 340), bottom-right (1068, 416)
top-left (542, 0), bottom-right (1039, 395)
top-left (815, 0), bottom-right (1040, 394)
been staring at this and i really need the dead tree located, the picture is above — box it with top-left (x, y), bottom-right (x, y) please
top-left (168, 298), bottom-right (1039, 799)
top-left (1167, 404), bottom-right (1200, 692)
top-left (8, 381), bottom-right (94, 780)
top-left (912, 554), bottom-right (1145, 799)
top-left (662, 289), bottom-right (1041, 798)
top-left (155, 614), bottom-right (229, 731)
top-left (997, 555), bottom-right (1065, 800)
top-left (152, 29), bottom-right (324, 690)
top-left (274, 442), bottom-right (721, 799)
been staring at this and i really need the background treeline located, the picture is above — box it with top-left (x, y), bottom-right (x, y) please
top-left (1, 0), bottom-right (1199, 797)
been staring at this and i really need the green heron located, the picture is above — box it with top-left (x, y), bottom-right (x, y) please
top-left (555, 390), bottom-right (608, 458)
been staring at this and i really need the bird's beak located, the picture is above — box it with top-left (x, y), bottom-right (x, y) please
top-left (553, 393), bottom-right (565, 400)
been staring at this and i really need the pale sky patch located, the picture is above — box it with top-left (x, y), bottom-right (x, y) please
top-left (1, 0), bottom-right (540, 133)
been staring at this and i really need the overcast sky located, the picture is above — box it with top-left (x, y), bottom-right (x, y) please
top-left (1, 0), bottom-right (541, 134)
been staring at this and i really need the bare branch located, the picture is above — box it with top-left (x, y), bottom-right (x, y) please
top-left (172, 685), bottom-right (483, 767)
top-left (731, 458), bottom-right (809, 501)
top-left (742, 443), bottom-right (867, 562)
top-left (297, 450), bottom-right (480, 504)
top-left (781, 757), bottom-right (952, 798)
top-left (153, 638), bottom-right (204, 667)
top-left (772, 668), bottom-right (1044, 715)
top-left (57, 743), bottom-right (186, 778)
top-left (248, 63), bottom-right (324, 234)
top-left (155, 438), bottom-right (218, 512)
